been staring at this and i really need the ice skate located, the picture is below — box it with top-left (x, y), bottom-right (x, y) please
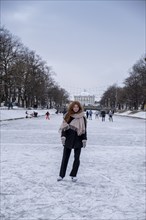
top-left (71, 176), bottom-right (77, 182)
top-left (57, 176), bottom-right (63, 181)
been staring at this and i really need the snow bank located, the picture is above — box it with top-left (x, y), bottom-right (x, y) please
top-left (115, 110), bottom-right (146, 119)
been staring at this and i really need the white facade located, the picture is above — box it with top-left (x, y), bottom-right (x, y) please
top-left (74, 91), bottom-right (95, 106)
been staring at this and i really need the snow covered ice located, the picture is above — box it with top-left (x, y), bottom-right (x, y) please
top-left (0, 113), bottom-right (145, 220)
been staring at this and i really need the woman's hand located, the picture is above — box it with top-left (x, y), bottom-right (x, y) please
top-left (61, 136), bottom-right (66, 146)
top-left (82, 140), bottom-right (87, 148)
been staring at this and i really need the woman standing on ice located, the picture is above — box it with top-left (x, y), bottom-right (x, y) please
top-left (57, 101), bottom-right (87, 182)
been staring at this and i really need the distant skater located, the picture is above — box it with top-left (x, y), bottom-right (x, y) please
top-left (57, 101), bottom-right (87, 182)
top-left (45, 111), bottom-right (50, 120)
top-left (95, 110), bottom-right (99, 119)
top-left (86, 110), bottom-right (89, 119)
top-left (108, 110), bottom-right (113, 122)
top-left (89, 110), bottom-right (93, 120)
top-left (101, 110), bottom-right (106, 121)
top-left (25, 111), bottom-right (28, 118)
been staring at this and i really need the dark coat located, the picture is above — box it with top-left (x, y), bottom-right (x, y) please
top-left (101, 110), bottom-right (106, 117)
top-left (61, 116), bottom-right (87, 149)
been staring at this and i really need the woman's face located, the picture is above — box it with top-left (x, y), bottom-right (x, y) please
top-left (73, 104), bottom-right (79, 113)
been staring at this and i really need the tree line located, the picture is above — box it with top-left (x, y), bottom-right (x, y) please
top-left (0, 27), bottom-right (69, 109)
top-left (100, 56), bottom-right (146, 110)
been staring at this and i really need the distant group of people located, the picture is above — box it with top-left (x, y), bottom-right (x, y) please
top-left (100, 109), bottom-right (114, 122)
top-left (86, 109), bottom-right (93, 119)
top-left (25, 108), bottom-right (114, 122)
top-left (25, 110), bottom-right (50, 119)
top-left (85, 109), bottom-right (114, 122)
top-left (25, 111), bottom-right (38, 118)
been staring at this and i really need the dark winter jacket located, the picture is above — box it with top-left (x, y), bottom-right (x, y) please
top-left (101, 110), bottom-right (106, 117)
top-left (61, 116), bottom-right (87, 149)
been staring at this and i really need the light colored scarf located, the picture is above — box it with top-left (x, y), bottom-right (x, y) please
top-left (59, 112), bottom-right (85, 136)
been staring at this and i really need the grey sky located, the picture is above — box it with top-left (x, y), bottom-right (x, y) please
top-left (1, 0), bottom-right (145, 98)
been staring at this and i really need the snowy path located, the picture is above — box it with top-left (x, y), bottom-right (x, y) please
top-left (0, 114), bottom-right (145, 220)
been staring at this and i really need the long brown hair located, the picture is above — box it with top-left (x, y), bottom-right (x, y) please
top-left (64, 101), bottom-right (84, 122)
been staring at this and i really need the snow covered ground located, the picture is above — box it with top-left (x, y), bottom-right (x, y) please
top-left (0, 113), bottom-right (145, 220)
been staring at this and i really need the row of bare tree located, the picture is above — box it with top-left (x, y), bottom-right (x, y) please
top-left (0, 27), bottom-right (69, 108)
top-left (100, 57), bottom-right (146, 110)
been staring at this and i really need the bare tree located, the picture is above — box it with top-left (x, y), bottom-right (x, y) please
top-left (100, 84), bottom-right (119, 109)
top-left (0, 27), bottom-right (22, 106)
top-left (100, 56), bottom-right (146, 111)
top-left (124, 57), bottom-right (146, 110)
top-left (0, 27), bottom-right (69, 108)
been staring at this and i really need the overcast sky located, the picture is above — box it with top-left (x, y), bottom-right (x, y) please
top-left (1, 0), bottom-right (145, 97)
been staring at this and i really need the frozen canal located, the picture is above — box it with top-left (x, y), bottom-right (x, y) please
top-left (0, 114), bottom-right (145, 220)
